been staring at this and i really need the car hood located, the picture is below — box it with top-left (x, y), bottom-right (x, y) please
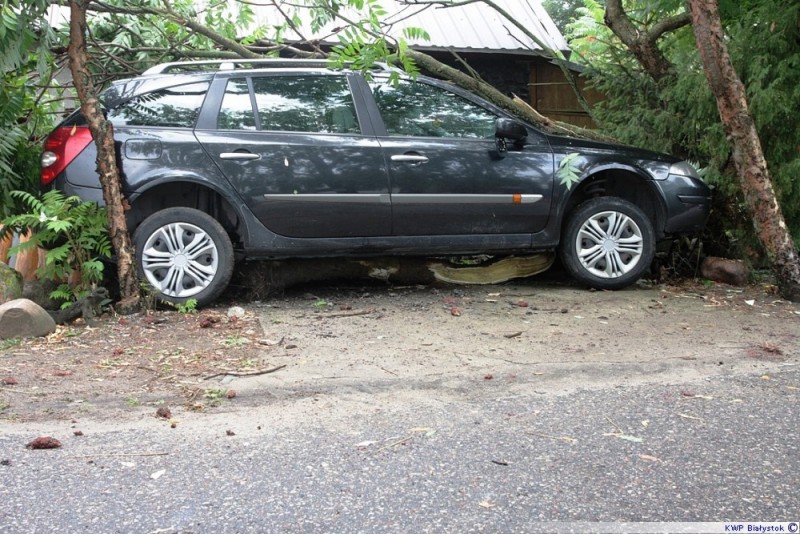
top-left (544, 134), bottom-right (680, 165)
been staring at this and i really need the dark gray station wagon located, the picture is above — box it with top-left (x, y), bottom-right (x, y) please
top-left (42, 59), bottom-right (711, 305)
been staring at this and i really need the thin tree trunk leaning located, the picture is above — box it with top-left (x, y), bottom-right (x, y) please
top-left (68, 0), bottom-right (141, 311)
top-left (687, 0), bottom-right (800, 301)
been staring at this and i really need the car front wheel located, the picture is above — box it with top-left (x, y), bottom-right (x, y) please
top-left (560, 197), bottom-right (655, 290)
top-left (133, 207), bottom-right (234, 306)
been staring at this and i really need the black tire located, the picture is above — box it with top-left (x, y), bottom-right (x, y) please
top-left (560, 197), bottom-right (655, 290)
top-left (133, 207), bottom-right (234, 307)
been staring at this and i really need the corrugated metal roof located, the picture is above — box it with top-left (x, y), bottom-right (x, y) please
top-left (254, 1), bottom-right (569, 56)
top-left (47, 1), bottom-right (567, 56)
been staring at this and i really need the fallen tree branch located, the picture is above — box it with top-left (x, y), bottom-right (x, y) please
top-left (203, 364), bottom-right (287, 381)
top-left (68, 451), bottom-right (170, 458)
top-left (322, 308), bottom-right (376, 319)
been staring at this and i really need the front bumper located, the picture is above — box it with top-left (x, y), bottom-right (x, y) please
top-left (657, 174), bottom-right (712, 234)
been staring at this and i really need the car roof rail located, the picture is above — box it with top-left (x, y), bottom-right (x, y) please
top-left (142, 58), bottom-right (393, 75)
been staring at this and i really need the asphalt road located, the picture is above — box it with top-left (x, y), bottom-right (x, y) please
top-left (1, 365), bottom-right (798, 533)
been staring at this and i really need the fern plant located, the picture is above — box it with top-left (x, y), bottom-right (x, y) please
top-left (1, 190), bottom-right (112, 306)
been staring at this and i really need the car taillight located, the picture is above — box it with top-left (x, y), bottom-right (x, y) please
top-left (40, 126), bottom-right (93, 186)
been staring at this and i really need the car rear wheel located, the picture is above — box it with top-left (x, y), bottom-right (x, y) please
top-left (133, 207), bottom-right (234, 306)
top-left (560, 197), bottom-right (655, 290)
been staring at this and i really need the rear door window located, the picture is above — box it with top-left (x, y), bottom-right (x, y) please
top-left (217, 75), bottom-right (359, 134)
top-left (108, 82), bottom-right (209, 128)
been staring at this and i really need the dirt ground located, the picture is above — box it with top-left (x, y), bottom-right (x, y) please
top-left (1, 269), bottom-right (799, 424)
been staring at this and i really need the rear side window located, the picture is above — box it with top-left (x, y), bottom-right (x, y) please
top-left (217, 75), bottom-right (359, 134)
top-left (108, 82), bottom-right (209, 128)
top-left (218, 78), bottom-right (256, 130)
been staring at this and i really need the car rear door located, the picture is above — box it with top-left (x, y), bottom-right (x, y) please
top-left (195, 72), bottom-right (391, 239)
top-left (368, 77), bottom-right (554, 236)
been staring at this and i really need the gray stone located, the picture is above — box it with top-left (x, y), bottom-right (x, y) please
top-left (700, 256), bottom-right (749, 287)
top-left (22, 278), bottom-right (62, 310)
top-left (0, 298), bottom-right (57, 339)
top-left (227, 306), bottom-right (246, 319)
top-left (0, 263), bottom-right (23, 304)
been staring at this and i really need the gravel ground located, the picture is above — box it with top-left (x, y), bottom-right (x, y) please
top-left (1, 276), bottom-right (799, 532)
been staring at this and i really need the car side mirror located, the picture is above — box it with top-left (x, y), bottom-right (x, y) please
top-left (494, 118), bottom-right (527, 157)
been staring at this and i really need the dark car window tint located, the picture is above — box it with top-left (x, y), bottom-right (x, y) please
top-left (218, 78), bottom-right (256, 130)
top-left (371, 80), bottom-right (497, 139)
top-left (252, 76), bottom-right (359, 134)
top-left (108, 82), bottom-right (208, 128)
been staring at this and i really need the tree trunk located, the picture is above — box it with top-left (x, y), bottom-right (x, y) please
top-left (688, 0), bottom-right (800, 301)
top-left (68, 0), bottom-right (141, 311)
top-left (604, 0), bottom-right (689, 84)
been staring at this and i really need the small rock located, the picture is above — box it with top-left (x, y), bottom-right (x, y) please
top-left (226, 390), bottom-right (237, 399)
top-left (20, 278), bottom-right (62, 310)
top-left (1, 376), bottom-right (17, 386)
top-left (0, 263), bottom-right (23, 304)
top-left (155, 406), bottom-right (172, 419)
top-left (26, 436), bottom-right (62, 450)
top-left (199, 315), bottom-right (221, 329)
top-left (0, 299), bottom-right (56, 339)
top-left (226, 429), bottom-right (236, 436)
top-left (1, 459), bottom-right (11, 466)
top-left (450, 306), bottom-right (462, 317)
top-left (73, 430), bottom-right (84, 437)
top-left (701, 256), bottom-right (749, 286)
top-left (227, 306), bottom-right (246, 319)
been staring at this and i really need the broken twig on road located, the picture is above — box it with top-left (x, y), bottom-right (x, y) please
top-left (203, 364), bottom-right (287, 381)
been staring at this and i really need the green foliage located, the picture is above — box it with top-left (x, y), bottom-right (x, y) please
top-left (556, 152), bottom-right (582, 190)
top-left (0, 0), bottom-right (51, 74)
top-left (69, 0), bottom-right (258, 76)
top-left (0, 0), bottom-right (61, 217)
top-left (169, 298), bottom-right (198, 314)
top-left (568, 0), bottom-right (800, 255)
top-left (1, 190), bottom-right (112, 305)
top-left (0, 337), bottom-right (22, 351)
top-left (321, 0), bottom-right (425, 81)
top-left (542, 0), bottom-right (586, 34)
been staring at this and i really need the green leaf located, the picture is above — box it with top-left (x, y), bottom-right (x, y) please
top-left (556, 152), bottom-right (582, 190)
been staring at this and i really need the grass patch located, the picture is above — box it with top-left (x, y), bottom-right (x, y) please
top-left (0, 338), bottom-right (22, 351)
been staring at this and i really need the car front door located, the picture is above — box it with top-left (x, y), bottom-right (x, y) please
top-left (196, 73), bottom-right (391, 239)
top-left (368, 78), bottom-right (554, 236)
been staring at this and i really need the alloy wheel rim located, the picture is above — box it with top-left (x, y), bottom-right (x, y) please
top-left (141, 222), bottom-right (219, 298)
top-left (575, 210), bottom-right (644, 279)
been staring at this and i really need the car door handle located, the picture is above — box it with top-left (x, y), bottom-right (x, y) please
top-left (391, 154), bottom-right (429, 164)
top-left (220, 152), bottom-right (260, 160)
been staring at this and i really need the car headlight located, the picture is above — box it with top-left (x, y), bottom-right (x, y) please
top-left (669, 161), bottom-right (701, 179)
